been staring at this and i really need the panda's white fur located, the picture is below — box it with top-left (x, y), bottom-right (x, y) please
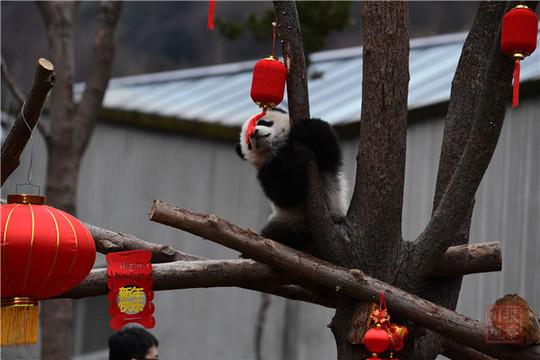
top-left (237, 109), bottom-right (347, 249)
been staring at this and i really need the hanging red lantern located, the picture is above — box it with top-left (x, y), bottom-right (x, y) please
top-left (1, 194), bottom-right (96, 346)
top-left (250, 56), bottom-right (287, 107)
top-left (245, 55), bottom-right (287, 143)
top-left (501, 4), bottom-right (538, 108)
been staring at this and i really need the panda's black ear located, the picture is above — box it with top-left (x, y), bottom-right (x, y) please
top-left (235, 143), bottom-right (245, 160)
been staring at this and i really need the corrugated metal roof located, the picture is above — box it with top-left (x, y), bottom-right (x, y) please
top-left (96, 30), bottom-right (540, 127)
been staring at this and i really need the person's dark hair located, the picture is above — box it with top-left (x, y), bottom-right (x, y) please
top-left (109, 327), bottom-right (158, 360)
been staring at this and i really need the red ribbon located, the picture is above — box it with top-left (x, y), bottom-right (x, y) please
top-left (245, 109), bottom-right (267, 144)
top-left (512, 58), bottom-right (520, 108)
top-left (207, 0), bottom-right (215, 30)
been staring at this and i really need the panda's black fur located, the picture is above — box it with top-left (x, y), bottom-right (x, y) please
top-left (236, 109), bottom-right (347, 251)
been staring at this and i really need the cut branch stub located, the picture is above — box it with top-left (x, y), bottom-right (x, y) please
top-left (1, 58), bottom-right (55, 185)
top-left (148, 200), bottom-right (540, 360)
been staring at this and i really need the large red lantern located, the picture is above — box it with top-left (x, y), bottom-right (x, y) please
top-left (245, 56), bottom-right (287, 144)
top-left (250, 56), bottom-right (287, 107)
top-left (1, 194), bottom-right (96, 346)
top-left (501, 4), bottom-right (538, 108)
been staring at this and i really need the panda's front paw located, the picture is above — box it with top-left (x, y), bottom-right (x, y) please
top-left (293, 142), bottom-right (315, 165)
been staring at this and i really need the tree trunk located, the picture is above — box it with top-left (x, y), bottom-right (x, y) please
top-left (37, 1), bottom-right (122, 358)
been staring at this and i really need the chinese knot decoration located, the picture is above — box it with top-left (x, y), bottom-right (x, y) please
top-left (501, 4), bottom-right (538, 108)
top-left (1, 194), bottom-right (96, 346)
top-left (363, 291), bottom-right (408, 360)
top-left (107, 249), bottom-right (155, 330)
top-left (245, 21), bottom-right (287, 144)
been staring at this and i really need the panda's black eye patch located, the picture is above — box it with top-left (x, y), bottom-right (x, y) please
top-left (257, 120), bottom-right (274, 127)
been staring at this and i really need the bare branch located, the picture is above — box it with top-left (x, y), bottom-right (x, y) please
top-left (430, 241), bottom-right (501, 278)
top-left (442, 340), bottom-right (497, 360)
top-left (86, 223), bottom-right (335, 307)
top-left (305, 161), bottom-right (344, 262)
top-left (89, 220), bottom-right (500, 280)
top-left (148, 200), bottom-right (540, 359)
top-left (255, 293), bottom-right (271, 360)
top-left (1, 56), bottom-right (52, 143)
top-left (74, 1), bottom-right (123, 155)
top-left (1, 56), bottom-right (25, 104)
top-left (1, 58), bottom-right (55, 185)
top-left (407, 3), bottom-right (538, 280)
top-left (86, 223), bottom-right (204, 262)
top-left (61, 260), bottom-right (335, 308)
top-left (433, 2), bottom-right (509, 210)
top-left (347, 2), bottom-right (409, 277)
top-left (273, 1), bottom-right (309, 122)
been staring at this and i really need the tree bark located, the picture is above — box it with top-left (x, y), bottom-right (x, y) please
top-left (61, 260), bottom-right (336, 308)
top-left (442, 340), bottom-right (497, 360)
top-left (148, 200), bottom-right (540, 360)
top-left (1, 58), bottom-right (55, 185)
top-left (273, 0), bottom-right (310, 122)
top-left (347, 1), bottom-right (409, 276)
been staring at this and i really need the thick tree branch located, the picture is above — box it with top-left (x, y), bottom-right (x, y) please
top-left (149, 201), bottom-right (539, 359)
top-left (305, 161), bottom-right (344, 262)
top-left (86, 223), bottom-right (204, 262)
top-left (433, 2), bottom-right (508, 211)
top-left (347, 2), bottom-right (409, 278)
top-left (61, 260), bottom-right (335, 308)
top-left (88, 221), bottom-right (500, 280)
top-left (1, 57), bottom-right (52, 146)
top-left (86, 223), bottom-right (336, 307)
top-left (409, 6), bottom-right (522, 279)
top-left (442, 340), bottom-right (497, 360)
top-left (74, 1), bottom-right (122, 155)
top-left (1, 58), bottom-right (55, 185)
top-left (273, 1), bottom-right (309, 122)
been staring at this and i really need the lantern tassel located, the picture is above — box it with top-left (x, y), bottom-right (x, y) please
top-left (245, 109), bottom-right (267, 144)
top-left (207, 0), bottom-right (215, 30)
top-left (512, 58), bottom-right (520, 108)
top-left (1, 300), bottom-right (39, 346)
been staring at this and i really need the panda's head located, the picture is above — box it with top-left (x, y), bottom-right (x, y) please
top-left (236, 108), bottom-right (290, 168)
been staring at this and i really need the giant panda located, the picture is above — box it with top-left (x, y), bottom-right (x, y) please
top-left (235, 108), bottom-right (348, 251)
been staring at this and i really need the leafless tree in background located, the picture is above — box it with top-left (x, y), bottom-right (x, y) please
top-left (3, 1), bottom-right (539, 360)
top-left (35, 1), bottom-right (122, 358)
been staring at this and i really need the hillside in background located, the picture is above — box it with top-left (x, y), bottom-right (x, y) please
top-left (2, 1), bottom-right (481, 91)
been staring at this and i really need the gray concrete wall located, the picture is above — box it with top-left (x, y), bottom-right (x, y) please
top-left (1, 96), bottom-right (538, 359)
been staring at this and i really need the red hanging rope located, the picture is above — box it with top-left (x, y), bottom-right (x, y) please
top-left (207, 0), bottom-right (215, 30)
top-left (245, 109), bottom-right (267, 144)
top-left (379, 291), bottom-right (387, 312)
top-left (512, 58), bottom-right (520, 108)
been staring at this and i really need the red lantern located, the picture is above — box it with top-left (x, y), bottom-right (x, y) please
top-left (1, 194), bottom-right (96, 346)
top-left (245, 56), bottom-right (287, 143)
top-left (250, 56), bottom-right (287, 107)
top-left (501, 4), bottom-right (538, 108)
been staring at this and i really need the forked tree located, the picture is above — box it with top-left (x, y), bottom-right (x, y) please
top-left (2, 1), bottom-right (122, 359)
top-left (2, 1), bottom-right (539, 360)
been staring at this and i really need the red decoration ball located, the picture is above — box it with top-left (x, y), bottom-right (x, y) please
top-left (501, 6), bottom-right (538, 57)
top-left (363, 326), bottom-right (390, 354)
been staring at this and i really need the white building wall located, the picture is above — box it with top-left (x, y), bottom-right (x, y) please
top-left (2, 96), bottom-right (538, 359)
